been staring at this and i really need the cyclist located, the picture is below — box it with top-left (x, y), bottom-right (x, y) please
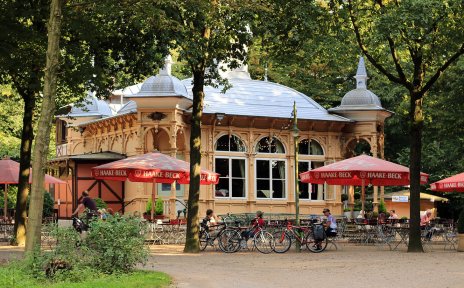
top-left (72, 190), bottom-right (98, 220)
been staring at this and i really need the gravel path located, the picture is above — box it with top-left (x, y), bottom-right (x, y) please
top-left (147, 244), bottom-right (464, 288)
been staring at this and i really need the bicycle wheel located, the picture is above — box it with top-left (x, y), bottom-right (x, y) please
top-left (254, 231), bottom-right (275, 254)
top-left (199, 229), bottom-right (209, 251)
top-left (272, 230), bottom-right (292, 253)
top-left (305, 231), bottom-right (328, 253)
top-left (218, 229), bottom-right (241, 253)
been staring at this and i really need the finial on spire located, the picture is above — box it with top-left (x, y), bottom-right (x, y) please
top-left (264, 63), bottom-right (268, 82)
top-left (159, 55), bottom-right (173, 76)
top-left (355, 56), bottom-right (368, 89)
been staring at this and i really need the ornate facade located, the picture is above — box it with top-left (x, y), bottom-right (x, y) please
top-left (51, 56), bottom-right (391, 218)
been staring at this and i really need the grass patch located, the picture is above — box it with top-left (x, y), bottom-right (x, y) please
top-left (0, 264), bottom-right (171, 288)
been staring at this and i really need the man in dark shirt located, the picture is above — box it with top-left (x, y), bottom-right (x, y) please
top-left (72, 190), bottom-right (98, 219)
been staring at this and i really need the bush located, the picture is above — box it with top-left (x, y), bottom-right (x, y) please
top-left (94, 197), bottom-right (108, 210)
top-left (341, 194), bottom-right (348, 202)
top-left (458, 209), bottom-right (464, 234)
top-left (85, 215), bottom-right (148, 273)
top-left (22, 215), bottom-right (149, 281)
top-left (155, 197), bottom-right (164, 215)
top-left (354, 192), bottom-right (361, 200)
top-left (378, 200), bottom-right (387, 214)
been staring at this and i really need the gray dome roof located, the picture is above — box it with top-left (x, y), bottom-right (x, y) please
top-left (126, 55), bottom-right (189, 98)
top-left (341, 89), bottom-right (382, 106)
top-left (117, 100), bottom-right (137, 115)
top-left (68, 93), bottom-right (113, 117)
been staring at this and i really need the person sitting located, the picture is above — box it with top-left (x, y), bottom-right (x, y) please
top-left (378, 212), bottom-right (387, 224)
top-left (323, 208), bottom-right (337, 237)
top-left (201, 209), bottom-right (221, 233)
top-left (420, 210), bottom-right (433, 240)
top-left (241, 211), bottom-right (265, 242)
top-left (388, 210), bottom-right (399, 220)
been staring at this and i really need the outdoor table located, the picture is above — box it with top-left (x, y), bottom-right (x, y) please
top-left (391, 226), bottom-right (409, 251)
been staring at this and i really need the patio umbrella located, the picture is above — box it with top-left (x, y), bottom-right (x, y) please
top-left (299, 155), bottom-right (429, 211)
top-left (91, 152), bottom-right (220, 219)
top-left (0, 156), bottom-right (66, 218)
top-left (430, 172), bottom-right (464, 192)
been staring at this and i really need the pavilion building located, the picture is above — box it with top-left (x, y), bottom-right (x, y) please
top-left (50, 56), bottom-right (392, 219)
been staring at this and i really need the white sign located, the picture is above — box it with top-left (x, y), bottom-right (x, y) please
top-left (392, 195), bottom-right (409, 202)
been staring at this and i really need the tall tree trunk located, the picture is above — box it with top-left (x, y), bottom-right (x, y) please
top-left (184, 69), bottom-right (205, 253)
top-left (25, 0), bottom-right (63, 252)
top-left (407, 93), bottom-right (424, 252)
top-left (13, 93), bottom-right (36, 246)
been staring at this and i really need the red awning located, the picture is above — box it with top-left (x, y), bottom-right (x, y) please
top-left (430, 172), bottom-right (464, 192)
top-left (299, 155), bottom-right (428, 186)
top-left (91, 152), bottom-right (219, 185)
top-left (0, 158), bottom-right (66, 184)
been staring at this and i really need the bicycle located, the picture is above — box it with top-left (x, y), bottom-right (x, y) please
top-left (199, 221), bottom-right (230, 251)
top-left (218, 222), bottom-right (275, 254)
top-left (272, 219), bottom-right (328, 253)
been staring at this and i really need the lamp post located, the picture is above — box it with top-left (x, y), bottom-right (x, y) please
top-left (292, 101), bottom-right (300, 251)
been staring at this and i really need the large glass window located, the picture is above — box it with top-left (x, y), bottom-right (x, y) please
top-left (298, 161), bottom-right (325, 200)
top-left (256, 159), bottom-right (286, 199)
top-left (215, 135), bottom-right (246, 152)
top-left (298, 139), bottom-right (324, 155)
top-left (215, 157), bottom-right (246, 198)
top-left (256, 137), bottom-right (285, 154)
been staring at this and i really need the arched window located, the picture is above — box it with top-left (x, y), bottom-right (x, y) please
top-left (256, 137), bottom-right (285, 154)
top-left (298, 139), bottom-right (324, 155)
top-left (214, 135), bottom-right (246, 199)
top-left (215, 135), bottom-right (246, 152)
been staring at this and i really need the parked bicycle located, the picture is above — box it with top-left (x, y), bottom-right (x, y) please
top-left (272, 219), bottom-right (328, 253)
top-left (217, 221), bottom-right (274, 254)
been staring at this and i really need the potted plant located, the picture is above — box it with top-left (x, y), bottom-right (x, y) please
top-left (457, 209), bottom-right (464, 252)
top-left (155, 197), bottom-right (164, 218)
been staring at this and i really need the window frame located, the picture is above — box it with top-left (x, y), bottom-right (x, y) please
top-left (215, 134), bottom-right (247, 153)
top-left (298, 138), bottom-right (325, 156)
top-left (255, 136), bottom-right (286, 154)
top-left (214, 156), bottom-right (248, 200)
top-left (298, 159), bottom-right (327, 202)
top-left (255, 158), bottom-right (287, 200)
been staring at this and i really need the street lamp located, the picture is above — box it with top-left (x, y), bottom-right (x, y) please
top-left (292, 101), bottom-right (300, 227)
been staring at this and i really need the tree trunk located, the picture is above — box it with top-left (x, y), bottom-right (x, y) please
top-left (184, 69), bottom-right (205, 253)
top-left (13, 92), bottom-right (36, 246)
top-left (25, 0), bottom-right (63, 252)
top-left (407, 93), bottom-right (424, 252)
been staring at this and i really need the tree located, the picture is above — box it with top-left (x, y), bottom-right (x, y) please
top-left (156, 0), bottom-right (254, 252)
top-left (0, 0), bottom-right (170, 245)
top-left (25, 0), bottom-right (63, 252)
top-left (340, 0), bottom-right (464, 252)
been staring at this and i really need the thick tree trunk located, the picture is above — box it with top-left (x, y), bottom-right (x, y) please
top-left (184, 69), bottom-right (205, 253)
top-left (407, 94), bottom-right (424, 252)
top-left (25, 0), bottom-right (62, 252)
top-left (13, 93), bottom-right (36, 246)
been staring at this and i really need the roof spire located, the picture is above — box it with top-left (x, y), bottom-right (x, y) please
top-left (159, 55), bottom-right (173, 76)
top-left (264, 63), bottom-right (268, 82)
top-left (355, 56), bottom-right (368, 89)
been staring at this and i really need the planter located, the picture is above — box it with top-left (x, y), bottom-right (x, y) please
top-left (457, 233), bottom-right (464, 252)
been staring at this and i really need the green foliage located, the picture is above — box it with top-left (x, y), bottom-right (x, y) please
top-left (0, 185), bottom-right (17, 210)
top-left (155, 197), bottom-right (164, 215)
top-left (146, 198), bottom-right (152, 214)
top-left (84, 215), bottom-right (148, 273)
top-left (14, 215), bottom-right (149, 283)
top-left (341, 194), bottom-right (348, 202)
top-left (26, 191), bottom-right (55, 218)
top-left (94, 198), bottom-right (108, 210)
top-left (458, 209), bottom-right (464, 234)
top-left (378, 200), bottom-right (387, 214)
top-left (354, 192), bottom-right (361, 200)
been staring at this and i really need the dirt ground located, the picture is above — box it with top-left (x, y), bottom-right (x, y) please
top-left (1, 244), bottom-right (463, 288)
top-left (147, 244), bottom-right (464, 288)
